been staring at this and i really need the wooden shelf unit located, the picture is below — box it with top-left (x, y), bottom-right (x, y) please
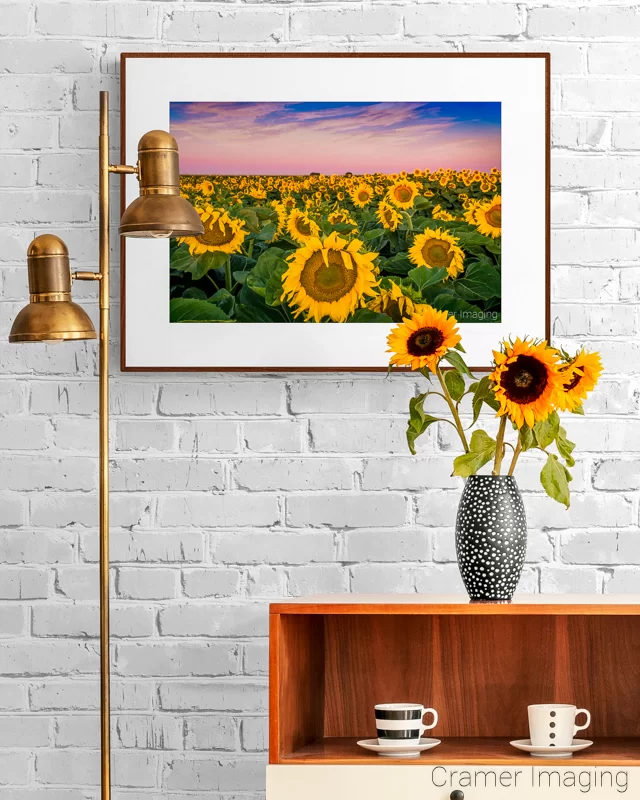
top-left (269, 595), bottom-right (640, 766)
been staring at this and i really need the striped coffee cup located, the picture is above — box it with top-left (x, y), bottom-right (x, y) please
top-left (374, 703), bottom-right (438, 746)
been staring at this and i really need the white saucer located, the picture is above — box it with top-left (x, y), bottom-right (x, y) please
top-left (357, 738), bottom-right (441, 758)
top-left (510, 739), bottom-right (593, 758)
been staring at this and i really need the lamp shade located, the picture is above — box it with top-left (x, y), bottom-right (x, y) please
top-left (9, 235), bottom-right (96, 343)
top-left (119, 130), bottom-right (204, 238)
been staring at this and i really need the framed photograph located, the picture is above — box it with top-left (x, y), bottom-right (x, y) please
top-left (120, 53), bottom-right (549, 372)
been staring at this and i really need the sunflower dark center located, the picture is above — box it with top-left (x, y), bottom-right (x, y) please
top-left (564, 370), bottom-right (583, 392)
top-left (395, 186), bottom-right (412, 202)
top-left (406, 326), bottom-right (445, 357)
top-left (486, 203), bottom-right (502, 228)
top-left (421, 239), bottom-right (453, 269)
top-left (295, 217), bottom-right (312, 236)
top-left (502, 354), bottom-right (548, 404)
top-left (200, 218), bottom-right (234, 247)
top-left (300, 249), bottom-right (357, 303)
top-left (357, 191), bottom-right (369, 202)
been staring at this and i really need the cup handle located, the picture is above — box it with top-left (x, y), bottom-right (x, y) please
top-left (421, 708), bottom-right (438, 733)
top-left (574, 708), bottom-right (591, 735)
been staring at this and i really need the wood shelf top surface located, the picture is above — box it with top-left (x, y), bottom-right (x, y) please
top-left (277, 737), bottom-right (640, 766)
top-left (270, 594), bottom-right (640, 615)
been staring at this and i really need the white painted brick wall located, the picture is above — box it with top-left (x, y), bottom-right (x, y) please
top-left (0, 2), bottom-right (637, 797)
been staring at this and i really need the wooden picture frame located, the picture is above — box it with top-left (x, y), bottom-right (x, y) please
top-left (120, 53), bottom-right (550, 373)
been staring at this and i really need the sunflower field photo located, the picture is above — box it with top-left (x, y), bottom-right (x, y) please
top-left (169, 101), bottom-right (501, 325)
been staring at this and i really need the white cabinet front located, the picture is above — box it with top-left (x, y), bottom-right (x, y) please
top-left (267, 764), bottom-right (637, 800)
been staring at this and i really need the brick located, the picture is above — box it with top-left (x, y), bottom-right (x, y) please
top-left (233, 457), bottom-right (354, 491)
top-left (415, 564), bottom-right (468, 595)
top-left (246, 565), bottom-right (285, 597)
top-left (159, 681), bottom-right (267, 712)
top-left (552, 265), bottom-right (617, 303)
top-left (30, 382), bottom-right (97, 415)
top-left (31, 494), bottom-right (148, 528)
top-left (30, 680), bottom-right (151, 711)
top-left (185, 716), bottom-right (238, 751)
top-left (287, 493), bottom-right (407, 528)
top-left (594, 458), bottom-right (640, 491)
top-left (0, 117), bottom-right (57, 151)
top-left (540, 566), bottom-right (601, 594)
top-left (527, 494), bottom-right (633, 530)
top-left (0, 191), bottom-right (91, 224)
top-left (55, 713), bottom-right (182, 750)
top-left (117, 567), bottom-right (177, 600)
top-left (351, 564), bottom-right (415, 593)
top-left (0, 715), bottom-right (49, 746)
top-left (589, 191), bottom-right (640, 226)
top-left (343, 528), bottom-right (430, 562)
top-left (309, 417), bottom-right (408, 453)
top-left (111, 458), bottom-right (223, 492)
top-left (290, 379), bottom-right (415, 414)
top-left (0, 380), bottom-right (25, 412)
top-left (0, 3), bottom-right (31, 35)
top-left (361, 457), bottom-right (459, 491)
top-left (242, 420), bottom-right (303, 453)
top-left (0, 494), bottom-right (27, 526)
top-left (613, 118), bottom-right (640, 151)
top-left (406, 4), bottom-right (521, 37)
top-left (563, 79), bottom-right (640, 113)
top-left (163, 9), bottom-right (284, 43)
top-left (243, 641), bottom-right (268, 676)
top-left (241, 717), bottom-right (267, 752)
top-left (552, 117), bottom-right (610, 150)
top-left (288, 565), bottom-right (348, 596)
top-left (32, 605), bottom-right (154, 638)
top-left (116, 642), bottom-right (237, 677)
top-left (0, 40), bottom-right (94, 73)
top-left (529, 6), bottom-right (640, 38)
top-left (561, 531), bottom-right (619, 565)
top-left (0, 343), bottom-right (94, 376)
top-left (35, 3), bottom-right (158, 38)
top-left (0, 568), bottom-right (48, 599)
top-left (53, 417), bottom-right (98, 451)
top-left (81, 531), bottom-right (203, 564)
top-left (179, 420), bottom-right (239, 454)
top-left (0, 155), bottom-right (33, 187)
top-left (290, 7), bottom-right (400, 39)
top-left (182, 568), bottom-right (241, 599)
top-left (158, 495), bottom-right (280, 528)
top-left (0, 641), bottom-right (97, 675)
top-left (164, 756), bottom-right (265, 791)
top-left (0, 751), bottom-right (30, 784)
top-left (0, 605), bottom-right (26, 636)
top-left (0, 75), bottom-right (69, 113)
top-left (604, 568), bottom-right (640, 594)
top-left (0, 531), bottom-right (74, 564)
top-left (116, 420), bottom-right (175, 452)
top-left (0, 681), bottom-right (27, 710)
top-left (159, 604), bottom-right (267, 638)
top-left (158, 382), bottom-right (284, 416)
top-left (35, 749), bottom-right (159, 787)
top-left (553, 155), bottom-right (640, 191)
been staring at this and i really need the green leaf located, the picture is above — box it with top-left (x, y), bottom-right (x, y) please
top-left (257, 222), bottom-right (277, 241)
top-left (235, 284), bottom-right (284, 322)
top-left (350, 308), bottom-right (394, 323)
top-left (181, 287), bottom-right (208, 301)
top-left (540, 453), bottom-right (571, 508)
top-left (471, 374), bottom-right (500, 414)
top-left (453, 262), bottom-right (501, 301)
top-left (519, 425), bottom-right (535, 452)
top-left (233, 207), bottom-right (260, 232)
top-left (571, 405), bottom-right (585, 415)
top-left (452, 429), bottom-right (496, 477)
top-left (444, 369), bottom-right (465, 402)
top-left (533, 411), bottom-right (560, 449)
top-left (188, 250), bottom-right (228, 281)
top-left (444, 349), bottom-right (474, 378)
top-left (170, 298), bottom-right (230, 323)
top-left (408, 266), bottom-right (447, 291)
top-left (406, 394), bottom-right (440, 455)
top-left (246, 248), bottom-right (288, 298)
top-left (209, 288), bottom-right (235, 316)
top-left (556, 424), bottom-right (576, 468)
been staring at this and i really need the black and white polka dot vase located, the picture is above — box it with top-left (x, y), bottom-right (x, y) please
top-left (455, 475), bottom-right (527, 602)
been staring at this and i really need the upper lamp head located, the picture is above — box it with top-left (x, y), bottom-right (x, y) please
top-left (119, 130), bottom-right (204, 238)
top-left (8, 234), bottom-right (97, 344)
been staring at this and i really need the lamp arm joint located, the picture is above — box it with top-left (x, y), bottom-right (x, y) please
top-left (73, 271), bottom-right (103, 282)
top-left (108, 164), bottom-right (138, 176)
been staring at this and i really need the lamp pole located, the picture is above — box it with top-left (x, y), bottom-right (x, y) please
top-left (8, 91), bottom-right (203, 800)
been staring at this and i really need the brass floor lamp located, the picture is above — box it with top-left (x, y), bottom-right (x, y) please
top-left (8, 91), bottom-right (203, 800)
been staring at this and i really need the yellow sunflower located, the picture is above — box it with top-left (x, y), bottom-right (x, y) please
top-left (376, 201), bottom-right (402, 231)
top-left (387, 179), bottom-right (419, 210)
top-left (268, 201), bottom-right (287, 242)
top-left (177, 205), bottom-right (246, 256)
top-left (287, 209), bottom-right (320, 243)
top-left (408, 228), bottom-right (465, 279)
top-left (387, 305), bottom-right (461, 372)
top-left (368, 282), bottom-right (416, 322)
top-left (432, 204), bottom-right (457, 222)
top-left (474, 194), bottom-right (502, 238)
top-left (490, 338), bottom-right (562, 429)
top-left (328, 208), bottom-right (357, 228)
top-left (350, 182), bottom-right (374, 208)
top-left (197, 180), bottom-right (214, 195)
top-left (556, 350), bottom-right (603, 412)
top-left (281, 231), bottom-right (378, 323)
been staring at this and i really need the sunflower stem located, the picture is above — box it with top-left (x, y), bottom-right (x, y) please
top-left (507, 437), bottom-right (522, 476)
top-left (247, 239), bottom-right (254, 259)
top-left (224, 256), bottom-right (232, 292)
top-left (436, 364), bottom-right (469, 453)
top-left (492, 415), bottom-right (507, 475)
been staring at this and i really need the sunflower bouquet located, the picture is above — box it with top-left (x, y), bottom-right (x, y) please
top-left (388, 305), bottom-right (602, 507)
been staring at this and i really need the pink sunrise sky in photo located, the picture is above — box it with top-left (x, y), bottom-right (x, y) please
top-left (170, 101), bottom-right (501, 175)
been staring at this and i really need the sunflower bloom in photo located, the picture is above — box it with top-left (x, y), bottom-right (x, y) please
top-left (287, 209), bottom-right (320, 243)
top-left (408, 228), bottom-right (465, 279)
top-left (387, 305), bottom-right (461, 372)
top-left (376, 201), bottom-right (402, 231)
top-left (490, 338), bottom-right (562, 429)
top-left (556, 350), bottom-right (603, 412)
top-left (177, 205), bottom-right (247, 256)
top-left (474, 195), bottom-right (502, 238)
top-left (367, 282), bottom-right (417, 322)
top-left (387, 179), bottom-right (419, 209)
top-left (350, 182), bottom-right (374, 208)
top-left (328, 208), bottom-right (357, 228)
top-left (281, 231), bottom-right (379, 323)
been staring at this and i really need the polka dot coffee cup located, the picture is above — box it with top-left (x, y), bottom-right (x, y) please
top-left (528, 704), bottom-right (591, 748)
